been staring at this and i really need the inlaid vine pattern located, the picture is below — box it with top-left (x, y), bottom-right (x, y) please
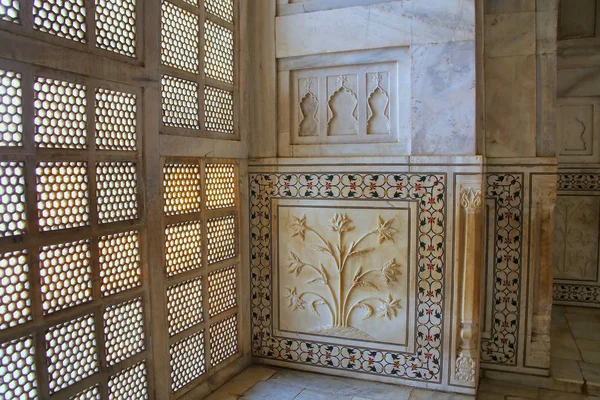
top-left (480, 174), bottom-right (524, 365)
top-left (250, 172), bottom-right (445, 381)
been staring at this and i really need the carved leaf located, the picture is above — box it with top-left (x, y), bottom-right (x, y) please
top-left (306, 277), bottom-right (327, 285)
top-left (310, 299), bottom-right (325, 316)
top-left (356, 303), bottom-right (374, 320)
top-left (308, 243), bottom-right (333, 256)
top-left (353, 265), bottom-right (363, 282)
top-left (319, 263), bottom-right (329, 284)
top-left (355, 280), bottom-right (379, 291)
top-left (348, 247), bottom-right (375, 258)
top-left (287, 251), bottom-right (305, 276)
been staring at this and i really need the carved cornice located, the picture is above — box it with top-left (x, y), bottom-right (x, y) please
top-left (460, 187), bottom-right (482, 211)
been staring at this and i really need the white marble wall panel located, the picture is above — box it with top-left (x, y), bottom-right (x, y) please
top-left (275, 0), bottom-right (474, 58)
top-left (411, 41), bottom-right (476, 155)
top-left (558, 0), bottom-right (597, 40)
top-left (557, 98), bottom-right (600, 163)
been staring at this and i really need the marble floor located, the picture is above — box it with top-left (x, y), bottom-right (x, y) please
top-left (551, 305), bottom-right (600, 396)
top-left (205, 308), bottom-right (600, 400)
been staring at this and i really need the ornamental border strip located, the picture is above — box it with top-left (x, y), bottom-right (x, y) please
top-left (480, 174), bottom-right (524, 366)
top-left (558, 173), bottom-right (600, 191)
top-left (553, 283), bottom-right (600, 305)
top-left (250, 172), bottom-right (446, 382)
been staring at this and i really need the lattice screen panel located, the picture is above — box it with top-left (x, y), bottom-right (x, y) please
top-left (95, 0), bottom-right (136, 57)
top-left (39, 239), bottom-right (93, 314)
top-left (0, 161), bottom-right (26, 237)
top-left (34, 77), bottom-right (87, 149)
top-left (159, 0), bottom-right (237, 138)
top-left (0, 335), bottom-right (37, 399)
top-left (0, 250), bottom-right (31, 330)
top-left (0, 69), bottom-right (23, 146)
top-left (162, 158), bottom-right (240, 395)
top-left (70, 384), bottom-right (101, 400)
top-left (0, 61), bottom-right (148, 399)
top-left (95, 88), bottom-right (137, 151)
top-left (33, 0), bottom-right (87, 42)
top-left (0, 0), bottom-right (19, 23)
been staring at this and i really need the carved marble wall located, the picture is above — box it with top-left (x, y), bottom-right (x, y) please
top-left (274, 0), bottom-right (476, 157)
top-left (553, 0), bottom-right (600, 308)
top-left (250, 158), bottom-right (484, 395)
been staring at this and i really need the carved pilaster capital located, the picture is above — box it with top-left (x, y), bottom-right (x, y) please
top-left (535, 186), bottom-right (557, 207)
top-left (460, 188), bottom-right (483, 211)
top-left (455, 355), bottom-right (476, 382)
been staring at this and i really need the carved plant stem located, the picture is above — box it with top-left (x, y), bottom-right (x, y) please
top-left (345, 297), bottom-right (380, 326)
top-left (303, 262), bottom-right (339, 323)
top-left (341, 268), bottom-right (379, 326)
top-left (301, 292), bottom-right (335, 322)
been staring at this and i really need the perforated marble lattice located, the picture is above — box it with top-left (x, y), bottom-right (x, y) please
top-left (0, 335), bottom-right (37, 399)
top-left (207, 215), bottom-right (236, 264)
top-left (0, 161), bottom-right (26, 237)
top-left (39, 239), bottom-right (92, 314)
top-left (96, 161), bottom-right (139, 224)
top-left (95, 88), bottom-right (137, 151)
top-left (163, 163), bottom-right (202, 216)
top-left (0, 0), bottom-right (19, 23)
top-left (167, 277), bottom-right (203, 336)
top-left (209, 314), bottom-right (237, 366)
top-left (36, 161), bottom-right (89, 231)
top-left (99, 230), bottom-right (141, 296)
top-left (208, 265), bottom-right (236, 317)
top-left (204, 20), bottom-right (233, 84)
top-left (108, 361), bottom-right (148, 400)
top-left (103, 297), bottom-right (145, 366)
top-left (204, 86), bottom-right (233, 134)
top-left (33, 0), bottom-right (87, 42)
top-left (161, 75), bottom-right (200, 129)
top-left (161, 1), bottom-right (199, 73)
top-left (45, 314), bottom-right (98, 393)
top-left (69, 385), bottom-right (101, 400)
top-left (95, 0), bottom-right (136, 57)
top-left (165, 220), bottom-right (202, 276)
top-left (205, 0), bottom-right (233, 23)
top-left (34, 77), bottom-right (87, 149)
top-left (0, 69), bottom-right (23, 146)
top-left (205, 163), bottom-right (235, 209)
top-left (170, 330), bottom-right (205, 392)
top-left (0, 250), bottom-right (31, 331)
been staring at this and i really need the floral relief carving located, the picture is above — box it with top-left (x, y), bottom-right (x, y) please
top-left (250, 173), bottom-right (445, 382)
top-left (554, 196), bottom-right (599, 281)
top-left (455, 355), bottom-right (476, 382)
top-left (460, 188), bottom-right (482, 211)
top-left (284, 213), bottom-right (402, 340)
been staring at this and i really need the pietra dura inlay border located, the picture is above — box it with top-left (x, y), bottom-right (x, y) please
top-left (250, 172), bottom-right (446, 382)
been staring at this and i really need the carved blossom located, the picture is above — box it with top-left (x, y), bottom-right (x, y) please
top-left (381, 258), bottom-right (402, 284)
top-left (376, 294), bottom-right (401, 320)
top-left (285, 287), bottom-right (306, 311)
top-left (375, 216), bottom-right (397, 244)
top-left (328, 213), bottom-right (354, 233)
top-left (289, 215), bottom-right (307, 241)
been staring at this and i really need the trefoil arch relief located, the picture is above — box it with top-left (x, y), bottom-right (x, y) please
top-left (327, 75), bottom-right (359, 136)
top-left (284, 213), bottom-right (402, 341)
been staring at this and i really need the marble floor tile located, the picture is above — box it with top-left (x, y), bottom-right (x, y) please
top-left (552, 332), bottom-right (583, 360)
top-left (476, 392), bottom-right (504, 400)
top-left (565, 306), bottom-right (600, 316)
top-left (239, 381), bottom-right (303, 400)
top-left (580, 361), bottom-right (600, 384)
top-left (295, 388), bottom-right (353, 400)
top-left (576, 340), bottom-right (600, 364)
top-left (407, 389), bottom-right (473, 399)
top-left (551, 358), bottom-right (584, 384)
top-left (568, 320), bottom-right (600, 341)
top-left (478, 379), bottom-right (538, 398)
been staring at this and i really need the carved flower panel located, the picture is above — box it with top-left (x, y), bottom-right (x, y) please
top-left (275, 200), bottom-right (416, 351)
top-left (554, 195), bottom-right (600, 282)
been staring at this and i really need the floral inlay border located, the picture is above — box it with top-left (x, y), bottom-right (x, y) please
top-left (553, 284), bottom-right (600, 305)
top-left (250, 173), bottom-right (446, 382)
top-left (558, 173), bottom-right (600, 191)
top-left (481, 174), bottom-right (524, 365)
